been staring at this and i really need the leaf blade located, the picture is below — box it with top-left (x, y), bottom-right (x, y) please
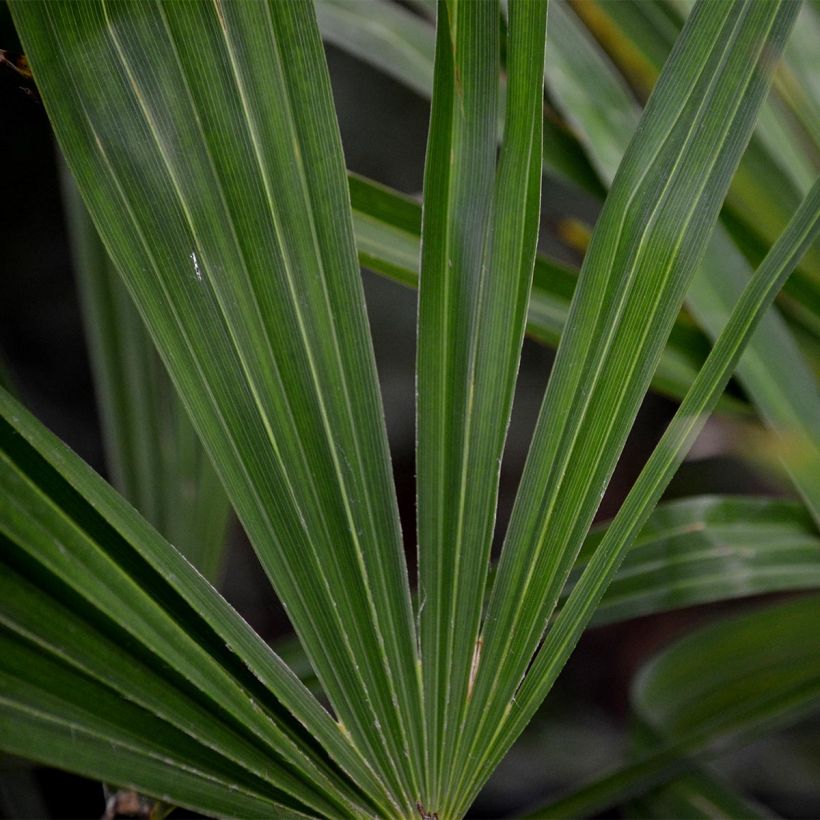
top-left (545, 0), bottom-right (820, 521)
top-left (531, 595), bottom-right (820, 818)
top-left (573, 495), bottom-right (820, 626)
top-left (61, 167), bottom-right (231, 580)
top-left (0, 386), bottom-right (397, 816)
top-left (449, 3), bottom-right (802, 809)
top-left (476, 174), bottom-right (820, 815)
top-left (10, 0), bottom-right (424, 801)
top-left (415, 0), bottom-right (548, 804)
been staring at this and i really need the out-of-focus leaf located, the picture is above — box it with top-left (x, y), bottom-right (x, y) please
top-left (564, 0), bottom-right (820, 338)
top-left (531, 596), bottom-right (820, 818)
top-left (774, 1), bottom-right (820, 173)
top-left (61, 168), bottom-right (230, 581)
top-left (574, 495), bottom-right (820, 626)
top-left (318, 0), bottom-right (819, 377)
top-left (317, 0), bottom-right (434, 98)
top-left (636, 596), bottom-right (820, 755)
top-left (690, 232), bottom-right (820, 522)
top-left (628, 769), bottom-right (777, 819)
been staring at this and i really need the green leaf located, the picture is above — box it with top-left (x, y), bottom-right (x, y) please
top-left (10, 0), bottom-right (423, 803)
top-left (447, 5), bottom-right (801, 812)
top-left (629, 767), bottom-right (778, 820)
top-left (775, 1), bottom-right (820, 176)
top-left (415, 0), bottom-right (548, 804)
top-left (347, 173), bottom-right (423, 289)
top-left (673, 0), bottom-right (820, 193)
top-left (316, 0), bottom-right (604, 195)
top-left (564, 0), bottom-right (820, 339)
top-left (690, 232), bottom-right (820, 523)
top-left (628, 769), bottom-right (777, 819)
top-left (321, 0), bottom-right (820, 344)
top-left (317, 3), bottom-right (748, 410)
top-left (500, 175), bottom-right (820, 819)
top-left (544, 0), bottom-right (820, 522)
top-left (316, 0), bottom-right (434, 98)
top-left (636, 596), bottom-right (820, 748)
top-left (0, 631), bottom-right (313, 819)
top-left (532, 595), bottom-right (820, 818)
top-left (0, 386), bottom-right (395, 817)
top-left (545, 0), bottom-right (638, 187)
top-left (574, 495), bottom-right (820, 626)
top-left (276, 492), bottom-right (820, 686)
top-left (348, 171), bottom-right (740, 411)
top-left (60, 166), bottom-right (231, 582)
top-left (561, 0), bottom-right (674, 100)
top-left (9, 3), bottom-right (818, 816)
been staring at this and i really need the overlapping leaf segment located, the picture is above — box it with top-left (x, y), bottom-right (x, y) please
top-left (2, 0), bottom-right (816, 817)
top-left (534, 595), bottom-right (820, 818)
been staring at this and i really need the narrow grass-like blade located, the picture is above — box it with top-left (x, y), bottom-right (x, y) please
top-left (10, 1), bottom-right (423, 802)
top-left (318, 6), bottom-right (761, 412)
top-left (316, 5), bottom-right (747, 409)
top-left (449, 6), bottom-right (800, 811)
top-left (277, 493), bottom-right (820, 686)
top-left (531, 596), bottom-right (820, 819)
top-left (667, 0), bottom-right (819, 193)
top-left (0, 386), bottom-right (397, 816)
top-left (319, 0), bottom-right (818, 357)
top-left (565, 0), bottom-right (820, 337)
top-left (415, 0), bottom-right (548, 803)
top-left (544, 1), bottom-right (820, 521)
top-left (476, 175), bottom-right (820, 817)
top-left (0, 630), bottom-right (317, 819)
top-left (61, 167), bottom-right (230, 581)
top-left (348, 172), bottom-right (735, 410)
top-left (317, 0), bottom-right (602, 195)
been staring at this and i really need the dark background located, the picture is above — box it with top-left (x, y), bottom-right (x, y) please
top-left (0, 3), bottom-right (810, 817)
